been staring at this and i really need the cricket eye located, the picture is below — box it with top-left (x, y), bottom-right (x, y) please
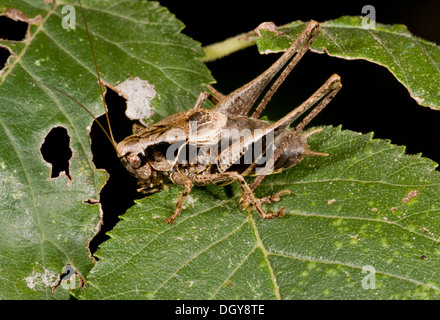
top-left (128, 155), bottom-right (142, 169)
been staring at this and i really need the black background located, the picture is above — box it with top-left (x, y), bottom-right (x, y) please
top-left (160, 0), bottom-right (440, 165)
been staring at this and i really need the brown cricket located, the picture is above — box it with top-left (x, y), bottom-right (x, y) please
top-left (75, 3), bottom-right (342, 224)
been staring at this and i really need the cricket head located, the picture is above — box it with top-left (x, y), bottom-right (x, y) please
top-left (116, 135), bottom-right (157, 186)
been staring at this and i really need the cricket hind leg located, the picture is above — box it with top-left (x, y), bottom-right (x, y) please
top-left (191, 172), bottom-right (285, 220)
top-left (240, 74), bottom-right (342, 208)
top-left (250, 22), bottom-right (321, 119)
top-left (245, 73), bottom-right (342, 182)
top-left (213, 20), bottom-right (320, 117)
top-left (268, 73), bottom-right (342, 135)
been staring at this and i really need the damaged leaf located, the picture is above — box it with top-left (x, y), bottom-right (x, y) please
top-left (0, 0), bottom-right (212, 299)
top-left (115, 77), bottom-right (157, 125)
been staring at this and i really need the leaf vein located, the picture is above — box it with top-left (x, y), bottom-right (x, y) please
top-left (335, 146), bottom-right (395, 179)
top-left (96, 200), bottom-right (232, 280)
top-left (152, 217), bottom-right (250, 297)
top-left (367, 30), bottom-right (411, 85)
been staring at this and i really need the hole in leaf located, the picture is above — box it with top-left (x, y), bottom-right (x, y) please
top-left (88, 86), bottom-right (143, 256)
top-left (40, 126), bottom-right (73, 181)
top-left (0, 15), bottom-right (28, 41)
top-left (0, 45), bottom-right (10, 70)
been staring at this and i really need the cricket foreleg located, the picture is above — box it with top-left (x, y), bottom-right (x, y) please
top-left (191, 172), bottom-right (284, 219)
top-left (166, 173), bottom-right (194, 224)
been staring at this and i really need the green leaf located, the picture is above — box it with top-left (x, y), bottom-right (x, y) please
top-left (80, 126), bottom-right (440, 300)
top-left (256, 16), bottom-right (440, 110)
top-left (0, 0), bottom-right (212, 299)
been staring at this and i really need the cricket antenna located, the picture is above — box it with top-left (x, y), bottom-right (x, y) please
top-left (78, 0), bottom-right (120, 157)
top-left (43, 83), bottom-right (121, 157)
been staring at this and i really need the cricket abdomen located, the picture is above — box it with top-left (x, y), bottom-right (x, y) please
top-left (272, 131), bottom-right (307, 171)
top-left (218, 125), bottom-right (326, 178)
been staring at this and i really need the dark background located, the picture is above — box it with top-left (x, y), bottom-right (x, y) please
top-left (160, 0), bottom-right (440, 165)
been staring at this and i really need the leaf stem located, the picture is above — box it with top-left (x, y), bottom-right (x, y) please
top-left (201, 30), bottom-right (259, 62)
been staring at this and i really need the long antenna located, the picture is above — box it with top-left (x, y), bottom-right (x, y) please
top-left (43, 82), bottom-right (121, 157)
top-left (78, 0), bottom-right (118, 150)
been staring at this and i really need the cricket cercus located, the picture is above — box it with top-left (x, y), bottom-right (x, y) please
top-left (84, 18), bottom-right (342, 223)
